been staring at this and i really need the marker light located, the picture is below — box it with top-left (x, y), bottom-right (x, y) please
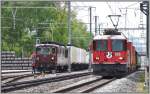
top-left (96, 57), bottom-right (100, 60)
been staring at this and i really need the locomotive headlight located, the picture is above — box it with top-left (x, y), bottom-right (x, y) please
top-left (96, 57), bottom-right (100, 60)
top-left (119, 57), bottom-right (123, 60)
top-left (51, 57), bottom-right (54, 60)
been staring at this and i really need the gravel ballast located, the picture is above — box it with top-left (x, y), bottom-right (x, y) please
top-left (10, 73), bottom-right (95, 93)
top-left (9, 70), bottom-right (145, 93)
top-left (93, 71), bottom-right (145, 93)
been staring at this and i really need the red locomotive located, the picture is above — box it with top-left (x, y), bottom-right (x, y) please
top-left (33, 41), bottom-right (62, 72)
top-left (90, 29), bottom-right (138, 76)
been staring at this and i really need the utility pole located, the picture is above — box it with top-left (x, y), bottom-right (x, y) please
top-left (88, 7), bottom-right (96, 72)
top-left (98, 24), bottom-right (101, 35)
top-left (140, 1), bottom-right (149, 92)
top-left (120, 8), bottom-right (128, 38)
top-left (67, 1), bottom-right (71, 73)
top-left (140, 1), bottom-right (149, 58)
top-left (35, 26), bottom-right (40, 44)
top-left (94, 16), bottom-right (98, 36)
top-left (88, 6), bottom-right (92, 72)
top-left (124, 9), bottom-right (129, 39)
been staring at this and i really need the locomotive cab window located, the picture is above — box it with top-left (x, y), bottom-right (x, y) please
top-left (36, 47), bottom-right (41, 54)
top-left (52, 48), bottom-right (56, 54)
top-left (65, 49), bottom-right (68, 58)
top-left (93, 41), bottom-right (96, 51)
top-left (41, 47), bottom-right (50, 55)
top-left (36, 46), bottom-right (56, 55)
top-left (112, 40), bottom-right (126, 51)
top-left (96, 40), bottom-right (107, 51)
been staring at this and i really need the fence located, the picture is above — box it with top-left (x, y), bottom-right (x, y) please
top-left (1, 51), bottom-right (32, 70)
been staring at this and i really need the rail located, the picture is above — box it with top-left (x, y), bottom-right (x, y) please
top-left (52, 77), bottom-right (116, 93)
top-left (1, 72), bottom-right (91, 93)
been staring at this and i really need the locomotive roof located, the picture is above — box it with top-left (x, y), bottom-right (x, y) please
top-left (93, 34), bottom-right (126, 40)
top-left (36, 44), bottom-right (60, 47)
top-left (36, 41), bottom-right (65, 47)
top-left (41, 41), bottom-right (65, 46)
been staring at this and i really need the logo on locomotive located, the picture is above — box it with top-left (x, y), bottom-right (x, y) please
top-left (106, 52), bottom-right (112, 58)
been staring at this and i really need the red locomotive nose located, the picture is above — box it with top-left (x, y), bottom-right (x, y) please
top-left (35, 54), bottom-right (48, 62)
top-left (39, 54), bottom-right (56, 63)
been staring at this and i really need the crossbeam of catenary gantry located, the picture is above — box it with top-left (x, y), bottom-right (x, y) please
top-left (99, 28), bottom-right (146, 31)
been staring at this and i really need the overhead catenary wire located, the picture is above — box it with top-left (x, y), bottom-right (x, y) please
top-left (106, 1), bottom-right (114, 14)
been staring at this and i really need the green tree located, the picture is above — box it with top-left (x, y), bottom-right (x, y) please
top-left (2, 1), bottom-right (91, 57)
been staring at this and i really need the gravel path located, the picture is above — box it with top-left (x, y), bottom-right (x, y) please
top-left (93, 71), bottom-right (145, 93)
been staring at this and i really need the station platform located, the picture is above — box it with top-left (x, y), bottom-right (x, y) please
top-left (1, 70), bottom-right (32, 74)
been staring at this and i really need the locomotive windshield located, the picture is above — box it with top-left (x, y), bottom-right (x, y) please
top-left (36, 46), bottom-right (56, 55)
top-left (112, 40), bottom-right (126, 51)
top-left (96, 40), bottom-right (107, 51)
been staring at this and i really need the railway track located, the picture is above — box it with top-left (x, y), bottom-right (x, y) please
top-left (2, 74), bottom-right (34, 84)
top-left (52, 76), bottom-right (116, 93)
top-left (2, 70), bottom-right (34, 84)
top-left (1, 72), bottom-right (91, 93)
